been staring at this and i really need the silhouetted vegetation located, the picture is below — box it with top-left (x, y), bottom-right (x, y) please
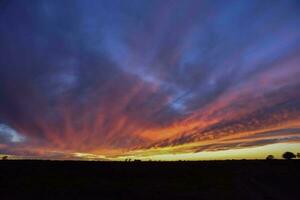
top-left (282, 152), bottom-right (296, 160)
top-left (297, 153), bottom-right (300, 159)
top-left (2, 156), bottom-right (8, 160)
top-left (266, 155), bottom-right (274, 160)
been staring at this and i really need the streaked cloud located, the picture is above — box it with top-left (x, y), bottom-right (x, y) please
top-left (0, 0), bottom-right (299, 160)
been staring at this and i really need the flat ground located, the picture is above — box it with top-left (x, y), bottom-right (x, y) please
top-left (0, 160), bottom-right (299, 200)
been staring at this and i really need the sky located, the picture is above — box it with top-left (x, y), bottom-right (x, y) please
top-left (0, 0), bottom-right (300, 160)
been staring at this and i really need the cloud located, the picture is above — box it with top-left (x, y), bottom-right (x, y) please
top-left (0, 124), bottom-right (25, 143)
top-left (0, 0), bottom-right (299, 159)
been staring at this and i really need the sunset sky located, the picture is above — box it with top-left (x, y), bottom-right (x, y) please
top-left (0, 0), bottom-right (300, 160)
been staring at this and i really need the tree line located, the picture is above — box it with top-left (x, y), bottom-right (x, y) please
top-left (266, 152), bottom-right (300, 160)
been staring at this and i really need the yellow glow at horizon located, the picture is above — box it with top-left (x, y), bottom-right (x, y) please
top-left (116, 142), bottom-right (300, 161)
top-left (2, 142), bottom-right (300, 161)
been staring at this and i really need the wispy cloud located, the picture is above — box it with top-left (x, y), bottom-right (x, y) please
top-left (0, 0), bottom-right (299, 159)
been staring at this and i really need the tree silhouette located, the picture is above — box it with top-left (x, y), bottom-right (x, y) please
top-left (282, 152), bottom-right (296, 160)
top-left (2, 156), bottom-right (8, 160)
top-left (297, 153), bottom-right (300, 159)
top-left (266, 155), bottom-right (274, 160)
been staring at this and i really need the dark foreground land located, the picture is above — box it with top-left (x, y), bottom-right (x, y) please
top-left (0, 160), bottom-right (299, 200)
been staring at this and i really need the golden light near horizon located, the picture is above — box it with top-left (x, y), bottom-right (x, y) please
top-left (113, 143), bottom-right (300, 161)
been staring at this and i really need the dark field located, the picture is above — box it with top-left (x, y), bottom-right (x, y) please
top-left (0, 160), bottom-right (299, 200)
